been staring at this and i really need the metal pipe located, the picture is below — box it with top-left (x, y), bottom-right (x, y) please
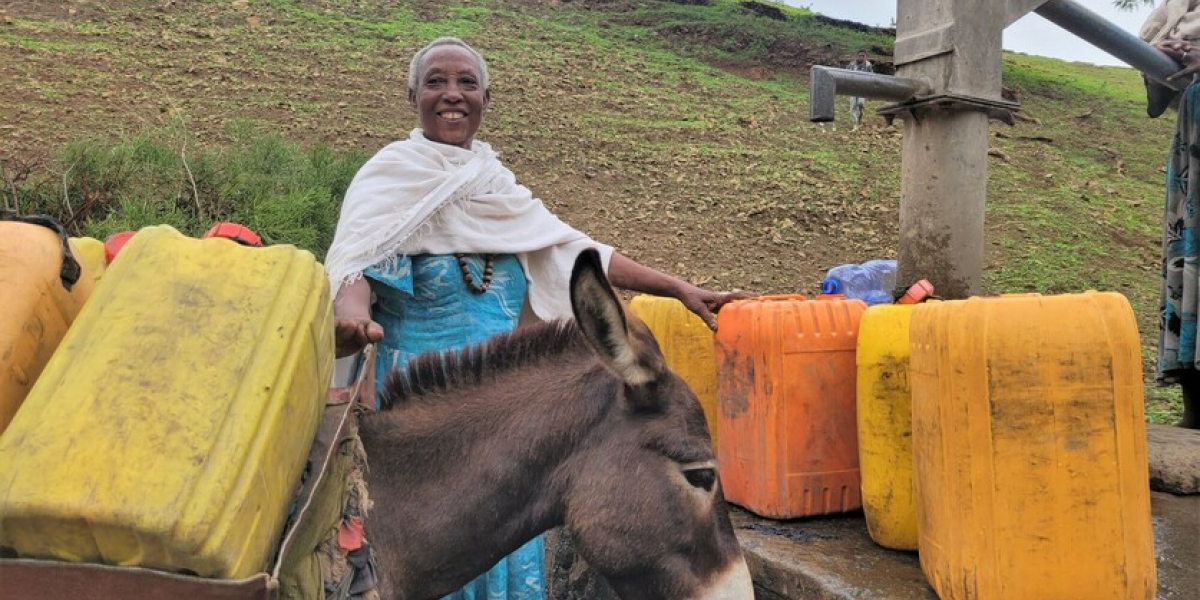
top-left (809, 66), bottom-right (929, 122)
top-left (1035, 0), bottom-right (1186, 89)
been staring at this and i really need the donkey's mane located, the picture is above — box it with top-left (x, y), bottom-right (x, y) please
top-left (380, 319), bottom-right (587, 409)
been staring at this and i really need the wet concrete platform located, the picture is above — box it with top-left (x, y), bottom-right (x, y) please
top-left (736, 425), bottom-right (1199, 600)
top-left (733, 508), bottom-right (932, 600)
top-left (735, 491), bottom-right (1198, 600)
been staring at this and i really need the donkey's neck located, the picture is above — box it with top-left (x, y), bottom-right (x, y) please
top-left (359, 324), bottom-right (615, 600)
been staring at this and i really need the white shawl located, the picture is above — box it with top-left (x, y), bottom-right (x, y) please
top-left (1141, 0), bottom-right (1200, 43)
top-left (324, 130), bottom-right (613, 321)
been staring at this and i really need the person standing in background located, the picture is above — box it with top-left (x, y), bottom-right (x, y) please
top-left (846, 50), bottom-right (873, 131)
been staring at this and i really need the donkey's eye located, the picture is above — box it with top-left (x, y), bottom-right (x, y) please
top-left (683, 468), bottom-right (716, 491)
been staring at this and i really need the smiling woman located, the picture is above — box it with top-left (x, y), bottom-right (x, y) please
top-left (407, 42), bottom-right (490, 148)
top-left (323, 36), bottom-right (753, 600)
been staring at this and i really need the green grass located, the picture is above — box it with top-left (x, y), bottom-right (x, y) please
top-left (0, 33), bottom-right (112, 53)
top-left (246, 0), bottom-right (487, 44)
top-left (8, 120), bottom-right (367, 256)
top-left (1146, 386), bottom-right (1185, 425)
top-left (541, 0), bottom-right (890, 66)
top-left (1004, 52), bottom-right (1146, 104)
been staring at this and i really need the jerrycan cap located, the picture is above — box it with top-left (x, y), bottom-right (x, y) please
top-left (202, 222), bottom-right (264, 247)
top-left (103, 231), bottom-right (136, 264)
top-left (896, 280), bottom-right (934, 305)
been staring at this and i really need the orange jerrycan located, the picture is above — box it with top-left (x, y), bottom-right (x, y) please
top-left (856, 303), bottom-right (919, 550)
top-left (716, 294), bottom-right (867, 519)
top-left (910, 292), bottom-right (1155, 600)
top-left (630, 295), bottom-right (719, 447)
top-left (0, 217), bottom-right (98, 434)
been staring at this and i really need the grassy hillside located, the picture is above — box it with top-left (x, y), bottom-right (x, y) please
top-left (0, 0), bottom-right (1182, 421)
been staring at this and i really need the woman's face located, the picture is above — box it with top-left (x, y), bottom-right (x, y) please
top-left (409, 46), bottom-right (490, 148)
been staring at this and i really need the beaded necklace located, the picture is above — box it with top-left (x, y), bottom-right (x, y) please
top-left (455, 253), bottom-right (495, 293)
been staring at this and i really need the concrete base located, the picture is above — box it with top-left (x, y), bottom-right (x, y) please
top-left (732, 510), bottom-right (933, 600)
top-left (1152, 492), bottom-right (1200, 600)
top-left (1147, 423), bottom-right (1200, 495)
top-left (735, 492), bottom-right (1197, 600)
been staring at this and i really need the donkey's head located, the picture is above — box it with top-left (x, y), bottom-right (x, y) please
top-left (565, 249), bottom-right (752, 600)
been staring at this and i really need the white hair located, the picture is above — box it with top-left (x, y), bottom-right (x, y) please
top-left (407, 37), bottom-right (490, 93)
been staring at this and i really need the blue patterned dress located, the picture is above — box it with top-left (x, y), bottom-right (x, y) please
top-left (1159, 82), bottom-right (1200, 381)
top-left (364, 253), bottom-right (546, 600)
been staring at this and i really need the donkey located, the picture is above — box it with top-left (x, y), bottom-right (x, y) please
top-left (359, 248), bottom-right (753, 600)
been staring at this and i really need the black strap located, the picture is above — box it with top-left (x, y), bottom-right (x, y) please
top-left (2, 214), bottom-right (82, 291)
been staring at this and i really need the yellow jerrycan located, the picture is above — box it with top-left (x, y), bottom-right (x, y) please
top-left (0, 225), bottom-right (334, 579)
top-left (910, 292), bottom-right (1155, 600)
top-left (69, 236), bottom-right (108, 283)
top-left (630, 294), bottom-right (720, 447)
top-left (856, 303), bottom-right (919, 551)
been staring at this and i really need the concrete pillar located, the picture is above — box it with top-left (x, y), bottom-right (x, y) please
top-left (899, 109), bottom-right (989, 298)
top-left (894, 0), bottom-right (1006, 298)
top-left (808, 0), bottom-right (1168, 297)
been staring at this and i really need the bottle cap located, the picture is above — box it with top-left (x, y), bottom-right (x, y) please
top-left (820, 277), bottom-right (842, 295)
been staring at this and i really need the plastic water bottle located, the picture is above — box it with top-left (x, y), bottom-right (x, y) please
top-left (821, 259), bottom-right (897, 305)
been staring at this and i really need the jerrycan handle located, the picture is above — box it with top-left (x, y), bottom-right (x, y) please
top-left (5, 214), bottom-right (81, 291)
top-left (756, 294), bottom-right (809, 303)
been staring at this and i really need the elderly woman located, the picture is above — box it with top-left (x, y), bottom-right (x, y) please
top-left (324, 37), bottom-right (748, 600)
top-left (1140, 0), bottom-right (1200, 429)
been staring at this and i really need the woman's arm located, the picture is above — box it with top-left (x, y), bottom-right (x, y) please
top-left (333, 277), bottom-right (384, 358)
top-left (606, 252), bottom-right (752, 331)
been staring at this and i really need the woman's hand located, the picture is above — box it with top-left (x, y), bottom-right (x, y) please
top-left (333, 277), bottom-right (384, 358)
top-left (1157, 39), bottom-right (1200, 82)
top-left (1169, 54), bottom-right (1200, 82)
top-left (335, 316), bottom-right (384, 358)
top-left (676, 285), bottom-right (757, 332)
top-left (1157, 39), bottom-right (1192, 59)
top-left (606, 252), bottom-right (757, 331)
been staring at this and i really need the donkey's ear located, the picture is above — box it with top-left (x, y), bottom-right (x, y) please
top-left (570, 249), bottom-right (656, 387)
